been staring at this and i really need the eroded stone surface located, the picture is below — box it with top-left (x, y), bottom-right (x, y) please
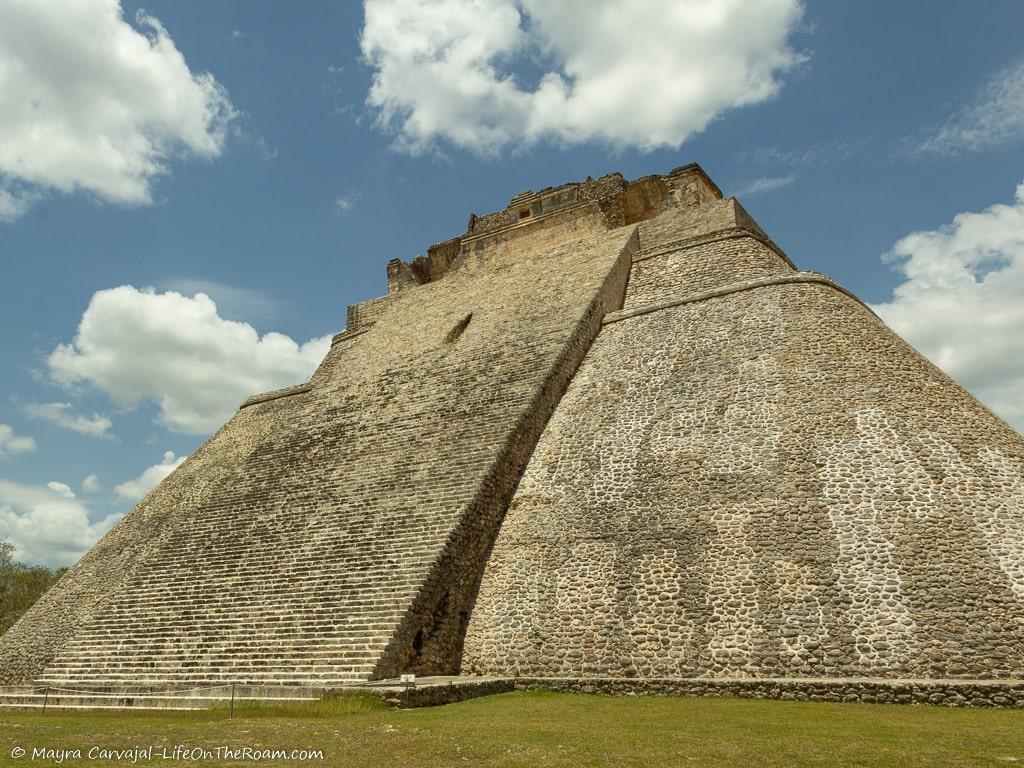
top-left (3, 162), bottom-right (1022, 697)
top-left (0, 218), bottom-right (637, 687)
top-left (462, 215), bottom-right (1024, 681)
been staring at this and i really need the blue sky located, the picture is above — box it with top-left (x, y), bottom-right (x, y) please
top-left (1, 0), bottom-right (1023, 566)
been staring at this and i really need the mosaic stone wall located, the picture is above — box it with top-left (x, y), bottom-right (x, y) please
top-left (461, 211), bottom-right (1024, 681)
top-left (623, 231), bottom-right (793, 310)
top-left (514, 678), bottom-right (1024, 708)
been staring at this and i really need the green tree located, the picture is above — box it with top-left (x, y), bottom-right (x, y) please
top-left (0, 540), bottom-right (67, 634)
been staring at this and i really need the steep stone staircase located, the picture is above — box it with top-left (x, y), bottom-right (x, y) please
top-left (8, 224), bottom-right (636, 693)
top-left (34, 521), bottom-right (439, 686)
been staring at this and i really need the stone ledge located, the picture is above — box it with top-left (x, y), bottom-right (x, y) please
top-left (514, 677), bottom-right (1024, 708)
top-left (330, 327), bottom-right (372, 347)
top-left (341, 675), bottom-right (1024, 709)
top-left (239, 383), bottom-right (313, 410)
top-left (9, 676), bottom-right (1023, 711)
top-left (603, 271), bottom-right (877, 325)
top-left (347, 676), bottom-right (515, 708)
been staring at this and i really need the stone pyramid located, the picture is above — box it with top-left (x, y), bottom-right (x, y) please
top-left (2, 164), bottom-right (1022, 695)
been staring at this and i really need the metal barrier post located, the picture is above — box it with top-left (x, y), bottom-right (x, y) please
top-left (230, 683), bottom-right (235, 718)
top-left (42, 687), bottom-right (49, 715)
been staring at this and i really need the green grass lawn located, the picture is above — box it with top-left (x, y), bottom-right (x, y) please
top-left (2, 691), bottom-right (1023, 767)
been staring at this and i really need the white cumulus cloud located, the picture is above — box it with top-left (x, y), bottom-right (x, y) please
top-left (0, 479), bottom-right (120, 567)
top-left (917, 59), bottom-right (1024, 156)
top-left (46, 481), bottom-right (76, 499)
top-left (23, 401), bottom-right (114, 439)
top-left (0, 424), bottom-right (36, 458)
top-left (361, 0), bottom-right (805, 154)
top-left (873, 181), bottom-right (1024, 432)
top-left (81, 474), bottom-right (102, 493)
top-left (48, 286), bottom-right (331, 434)
top-left (113, 450), bottom-right (186, 501)
top-left (0, 0), bottom-right (236, 220)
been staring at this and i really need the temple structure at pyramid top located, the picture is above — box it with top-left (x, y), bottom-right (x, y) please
top-left (384, 163), bottom-right (722, 294)
top-left (2, 162), bottom-right (1022, 705)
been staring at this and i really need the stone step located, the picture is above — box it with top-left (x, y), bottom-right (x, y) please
top-left (37, 676), bottom-right (373, 687)
top-left (54, 642), bottom-right (389, 655)
top-left (0, 703), bottom-right (203, 712)
top-left (132, 542), bottom-right (448, 559)
top-left (65, 618), bottom-right (403, 626)
top-left (129, 539), bottom-right (441, 550)
top-left (101, 590), bottom-right (417, 604)
top-left (5, 683), bottom-right (324, 697)
top-left (36, 676), bottom-right (369, 687)
top-left (0, 692), bottom-right (319, 709)
top-left (119, 563), bottom-right (435, 578)
top-left (72, 618), bottom-right (403, 626)
top-left (89, 607), bottom-right (410, 620)
top-left (105, 574), bottom-right (422, 591)
top-left (129, 561), bottom-right (440, 573)
top-left (130, 539), bottom-right (447, 558)
top-left (81, 579), bottom-right (417, 596)
top-left (87, 603), bottom-right (411, 617)
top-left (41, 659), bottom-right (380, 671)
top-left (124, 564), bottom-right (429, 577)
top-left (42, 661), bottom-right (377, 670)
top-left (65, 622), bottom-right (399, 638)
top-left (83, 606), bottom-right (406, 617)
top-left (134, 550), bottom-right (439, 563)
top-left (87, 600), bottom-right (415, 617)
top-left (43, 658), bottom-right (378, 670)
top-left (48, 652), bottom-right (385, 666)
top-left (55, 646), bottom-right (386, 659)
top-left (40, 669), bottom-right (375, 680)
top-left (81, 617), bottom-right (402, 627)
top-left (102, 581), bottom-right (421, 592)
top-left (82, 614), bottom-right (404, 625)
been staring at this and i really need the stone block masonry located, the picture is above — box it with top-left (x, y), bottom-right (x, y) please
top-left (462, 189), bottom-right (1024, 683)
top-left (0, 211), bottom-right (638, 687)
top-left (2, 163), bottom-right (1022, 705)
